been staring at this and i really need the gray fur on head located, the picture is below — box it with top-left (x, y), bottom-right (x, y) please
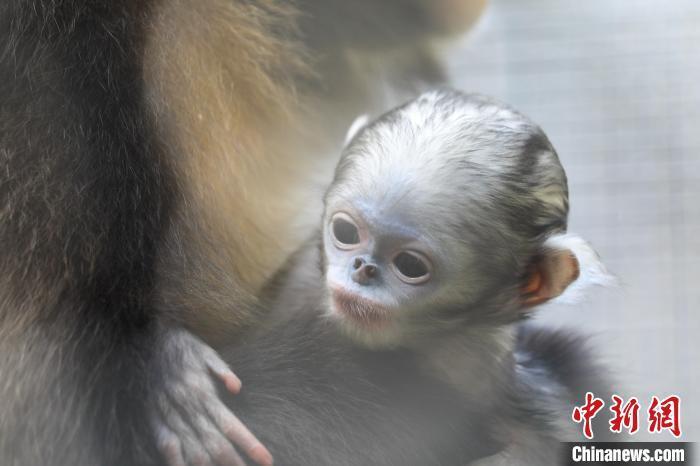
top-left (324, 89), bottom-right (570, 329)
top-left (332, 89), bottom-right (568, 240)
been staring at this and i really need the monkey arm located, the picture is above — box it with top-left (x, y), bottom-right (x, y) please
top-left (421, 0), bottom-right (489, 37)
top-left (296, 0), bottom-right (487, 50)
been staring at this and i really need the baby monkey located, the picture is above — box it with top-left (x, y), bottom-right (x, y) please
top-left (162, 90), bottom-right (613, 466)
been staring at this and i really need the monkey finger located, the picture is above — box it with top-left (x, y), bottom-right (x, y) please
top-left (205, 397), bottom-right (273, 466)
top-left (204, 354), bottom-right (242, 394)
top-left (153, 422), bottom-right (186, 466)
top-left (188, 336), bottom-right (242, 394)
top-left (191, 415), bottom-right (247, 466)
top-left (164, 408), bottom-right (215, 466)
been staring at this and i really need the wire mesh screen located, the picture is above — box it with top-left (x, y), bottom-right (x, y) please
top-left (447, 0), bottom-right (700, 441)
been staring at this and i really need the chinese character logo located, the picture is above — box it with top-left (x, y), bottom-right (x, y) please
top-left (609, 395), bottom-right (640, 434)
top-left (572, 392), bottom-right (605, 439)
top-left (572, 393), bottom-right (682, 439)
top-left (648, 395), bottom-right (681, 438)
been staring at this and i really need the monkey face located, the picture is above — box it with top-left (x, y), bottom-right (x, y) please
top-left (322, 199), bottom-right (456, 348)
top-left (322, 90), bottom-right (575, 347)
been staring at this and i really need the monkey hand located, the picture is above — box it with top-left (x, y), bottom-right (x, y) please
top-left (150, 326), bottom-right (273, 466)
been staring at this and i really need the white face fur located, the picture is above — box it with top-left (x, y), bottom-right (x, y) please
top-left (322, 200), bottom-right (454, 348)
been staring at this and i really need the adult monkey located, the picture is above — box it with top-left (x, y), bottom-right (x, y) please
top-left (0, 1), bottom-right (486, 465)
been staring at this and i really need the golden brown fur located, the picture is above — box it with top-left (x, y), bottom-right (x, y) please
top-left (144, 0), bottom-right (317, 342)
top-left (1, 1), bottom-right (488, 464)
top-left (144, 0), bottom-right (488, 344)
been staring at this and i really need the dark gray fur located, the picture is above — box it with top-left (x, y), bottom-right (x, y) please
top-left (222, 244), bottom-right (612, 465)
top-left (219, 91), bottom-right (613, 465)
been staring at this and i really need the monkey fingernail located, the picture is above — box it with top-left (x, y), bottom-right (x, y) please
top-left (248, 444), bottom-right (273, 466)
top-left (223, 373), bottom-right (242, 393)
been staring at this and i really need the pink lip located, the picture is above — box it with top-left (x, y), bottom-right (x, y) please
top-left (331, 287), bottom-right (391, 330)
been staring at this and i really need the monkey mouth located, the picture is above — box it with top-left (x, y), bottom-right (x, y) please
top-left (330, 287), bottom-right (391, 330)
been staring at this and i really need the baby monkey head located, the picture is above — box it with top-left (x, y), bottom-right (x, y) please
top-left (323, 89), bottom-right (584, 349)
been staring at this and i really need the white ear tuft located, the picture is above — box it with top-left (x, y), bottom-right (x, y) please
top-left (344, 114), bottom-right (370, 146)
top-left (544, 233), bottom-right (617, 304)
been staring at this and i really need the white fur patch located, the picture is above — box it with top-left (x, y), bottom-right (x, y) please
top-left (344, 114), bottom-right (370, 146)
top-left (544, 233), bottom-right (617, 303)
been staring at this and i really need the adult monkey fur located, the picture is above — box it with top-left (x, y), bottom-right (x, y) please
top-left (208, 90), bottom-right (615, 465)
top-left (0, 1), bottom-right (486, 466)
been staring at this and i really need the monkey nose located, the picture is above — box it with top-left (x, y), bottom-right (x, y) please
top-left (353, 257), bottom-right (364, 270)
top-left (351, 257), bottom-right (378, 284)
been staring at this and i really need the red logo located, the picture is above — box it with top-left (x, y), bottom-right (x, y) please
top-left (609, 395), bottom-right (640, 434)
top-left (572, 393), bottom-right (682, 439)
top-left (648, 395), bottom-right (681, 438)
top-left (572, 392), bottom-right (605, 439)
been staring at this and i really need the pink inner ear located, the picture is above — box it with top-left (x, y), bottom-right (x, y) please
top-left (521, 250), bottom-right (580, 307)
top-left (546, 250), bottom-right (580, 297)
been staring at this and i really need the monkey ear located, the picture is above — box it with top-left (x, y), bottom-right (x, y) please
top-left (521, 249), bottom-right (579, 307)
top-left (344, 114), bottom-right (370, 147)
top-left (521, 233), bottom-right (616, 307)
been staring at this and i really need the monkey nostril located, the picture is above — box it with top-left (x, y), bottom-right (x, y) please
top-left (353, 257), bottom-right (364, 270)
top-left (365, 264), bottom-right (377, 277)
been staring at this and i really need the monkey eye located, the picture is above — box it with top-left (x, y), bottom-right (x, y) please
top-left (391, 251), bottom-right (432, 284)
top-left (330, 213), bottom-right (362, 249)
